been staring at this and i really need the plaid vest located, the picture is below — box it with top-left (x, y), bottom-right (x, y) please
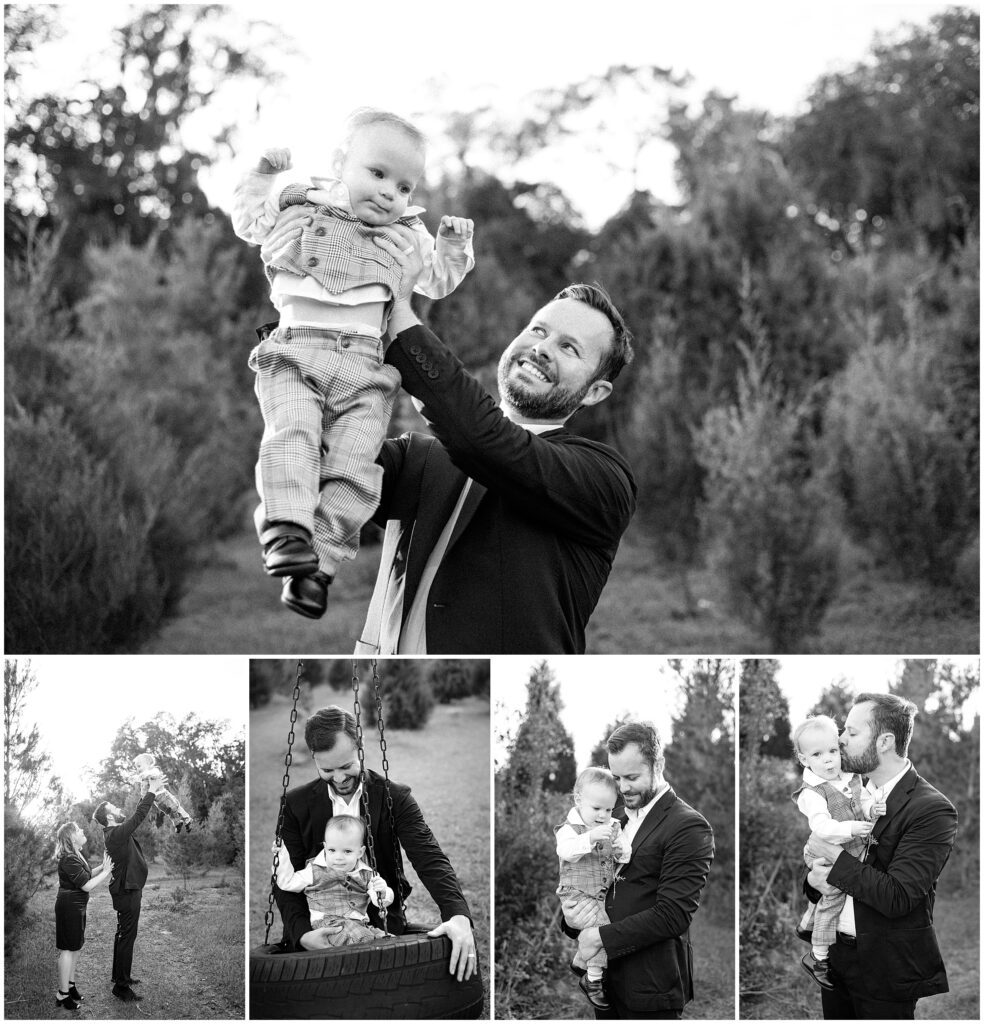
top-left (266, 183), bottom-right (424, 296)
top-left (305, 863), bottom-right (373, 921)
top-left (555, 819), bottom-right (616, 899)
top-left (792, 775), bottom-right (867, 859)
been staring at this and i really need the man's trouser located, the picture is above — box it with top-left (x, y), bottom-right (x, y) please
top-left (820, 939), bottom-right (917, 1019)
top-left (111, 889), bottom-right (142, 985)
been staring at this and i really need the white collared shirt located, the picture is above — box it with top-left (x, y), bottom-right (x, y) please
top-left (837, 760), bottom-right (911, 935)
top-left (555, 807), bottom-right (631, 864)
top-left (329, 783), bottom-right (363, 820)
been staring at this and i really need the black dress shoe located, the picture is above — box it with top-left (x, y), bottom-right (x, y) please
top-left (568, 960), bottom-right (587, 977)
top-left (281, 572), bottom-right (332, 619)
top-left (801, 952), bottom-right (836, 990)
top-left (578, 975), bottom-right (610, 1011)
top-left (263, 533), bottom-right (318, 577)
top-left (112, 985), bottom-right (142, 1002)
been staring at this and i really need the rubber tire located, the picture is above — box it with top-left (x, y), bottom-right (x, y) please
top-left (249, 926), bottom-right (484, 1019)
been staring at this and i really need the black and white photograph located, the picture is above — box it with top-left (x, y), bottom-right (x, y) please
top-left (739, 656), bottom-right (979, 1020)
top-left (3, 656), bottom-right (246, 1020)
top-left (494, 656), bottom-right (735, 1019)
top-left (248, 658), bottom-right (490, 1019)
top-left (5, 2), bottom-right (978, 657)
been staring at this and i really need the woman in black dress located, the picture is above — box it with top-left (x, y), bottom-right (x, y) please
top-left (54, 822), bottom-right (113, 1011)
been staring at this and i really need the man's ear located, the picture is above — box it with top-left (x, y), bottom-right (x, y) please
top-left (578, 378), bottom-right (613, 410)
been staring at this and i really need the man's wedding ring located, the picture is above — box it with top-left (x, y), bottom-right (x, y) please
top-left (401, 245), bottom-right (414, 255)
top-left (467, 953), bottom-right (476, 958)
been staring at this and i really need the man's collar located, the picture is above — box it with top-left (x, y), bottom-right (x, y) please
top-left (867, 759), bottom-right (911, 794)
top-left (625, 781), bottom-right (670, 821)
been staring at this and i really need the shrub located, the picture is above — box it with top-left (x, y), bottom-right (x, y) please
top-left (4, 806), bottom-right (48, 953)
top-left (823, 329), bottom-right (976, 585)
top-left (376, 661), bottom-right (434, 729)
top-left (428, 661), bottom-right (474, 703)
top-left (694, 349), bottom-right (840, 651)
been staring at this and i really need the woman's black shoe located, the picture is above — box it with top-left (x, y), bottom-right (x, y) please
top-left (67, 983), bottom-right (84, 1001)
top-left (55, 992), bottom-right (79, 1011)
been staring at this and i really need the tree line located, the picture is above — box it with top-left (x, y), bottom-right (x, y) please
top-left (4, 6), bottom-right (979, 651)
top-left (4, 659), bottom-right (245, 954)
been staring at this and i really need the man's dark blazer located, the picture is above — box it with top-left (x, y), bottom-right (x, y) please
top-left (274, 769), bottom-right (471, 952)
top-left (805, 765), bottom-right (957, 1003)
top-left (104, 792), bottom-right (155, 895)
top-left (361, 322), bottom-right (636, 654)
top-left (570, 787), bottom-right (714, 1013)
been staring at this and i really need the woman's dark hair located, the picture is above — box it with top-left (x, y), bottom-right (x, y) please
top-left (304, 705), bottom-right (358, 754)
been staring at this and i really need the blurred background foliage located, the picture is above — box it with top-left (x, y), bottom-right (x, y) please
top-left (494, 659), bottom-right (735, 1019)
top-left (739, 658), bottom-right (979, 1019)
top-left (4, 5), bottom-right (979, 652)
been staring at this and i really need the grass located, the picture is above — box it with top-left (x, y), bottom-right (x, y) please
top-left (249, 687), bottom-right (490, 1016)
top-left (4, 869), bottom-right (244, 1020)
top-left (140, 515), bottom-right (978, 654)
top-left (739, 891), bottom-right (979, 1020)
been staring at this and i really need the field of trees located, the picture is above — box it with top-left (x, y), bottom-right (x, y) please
top-left (4, 659), bottom-right (245, 1019)
top-left (739, 658), bottom-right (979, 1020)
top-left (4, 6), bottom-right (978, 654)
top-left (495, 659), bottom-right (735, 1019)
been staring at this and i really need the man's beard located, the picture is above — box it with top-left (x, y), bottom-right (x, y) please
top-left (840, 737), bottom-right (879, 775)
top-left (497, 354), bottom-right (594, 420)
top-left (623, 783), bottom-right (658, 808)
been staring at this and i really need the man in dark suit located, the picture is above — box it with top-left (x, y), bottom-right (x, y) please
top-left (565, 722), bottom-right (715, 1019)
top-left (804, 692), bottom-right (957, 1019)
top-left (263, 210), bottom-right (636, 654)
top-left (273, 706), bottom-right (477, 982)
top-left (93, 782), bottom-right (161, 1003)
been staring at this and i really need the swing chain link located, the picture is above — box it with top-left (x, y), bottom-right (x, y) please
top-left (265, 660), bottom-right (304, 946)
top-left (373, 661), bottom-right (408, 919)
top-left (353, 661), bottom-right (386, 934)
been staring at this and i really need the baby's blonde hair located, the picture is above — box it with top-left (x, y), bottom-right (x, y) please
top-left (792, 714), bottom-right (839, 754)
top-left (572, 766), bottom-right (618, 801)
top-left (324, 814), bottom-right (366, 844)
top-left (343, 107), bottom-right (427, 156)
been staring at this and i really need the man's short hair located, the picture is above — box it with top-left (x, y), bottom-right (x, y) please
top-left (856, 692), bottom-right (918, 757)
top-left (92, 801), bottom-right (111, 827)
top-left (343, 106), bottom-right (427, 155)
top-left (607, 720), bottom-right (665, 775)
top-left (324, 814), bottom-right (366, 844)
top-left (553, 282), bottom-right (634, 384)
top-left (304, 705), bottom-right (358, 754)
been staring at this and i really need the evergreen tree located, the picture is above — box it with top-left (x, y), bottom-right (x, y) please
top-left (505, 662), bottom-right (577, 796)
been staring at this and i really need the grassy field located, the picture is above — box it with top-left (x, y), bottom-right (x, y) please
top-left (140, 516), bottom-right (978, 654)
top-left (249, 687), bottom-right (491, 1015)
top-left (739, 892), bottom-right (979, 1020)
top-left (4, 868), bottom-right (244, 1020)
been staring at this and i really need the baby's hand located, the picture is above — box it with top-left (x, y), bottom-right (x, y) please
top-left (438, 215), bottom-right (473, 240)
top-left (370, 875), bottom-right (391, 906)
top-left (872, 799), bottom-right (887, 818)
top-left (257, 148), bottom-right (292, 174)
top-left (851, 820), bottom-right (874, 837)
top-left (588, 823), bottom-right (614, 844)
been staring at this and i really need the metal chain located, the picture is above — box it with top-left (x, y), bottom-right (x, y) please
top-left (373, 660), bottom-right (408, 920)
top-left (352, 660), bottom-right (386, 934)
top-left (264, 661), bottom-right (304, 945)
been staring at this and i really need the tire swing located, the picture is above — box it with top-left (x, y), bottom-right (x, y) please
top-left (250, 660), bottom-right (483, 1020)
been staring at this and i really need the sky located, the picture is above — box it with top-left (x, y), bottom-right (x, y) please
top-left (10, 655), bottom-right (245, 800)
top-left (15, 1), bottom-right (964, 229)
top-left (493, 656), bottom-right (696, 769)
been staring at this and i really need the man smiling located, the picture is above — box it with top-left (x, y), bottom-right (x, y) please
top-left (565, 722), bottom-right (715, 1019)
top-left (358, 222), bottom-right (637, 654)
top-left (804, 693), bottom-right (957, 1020)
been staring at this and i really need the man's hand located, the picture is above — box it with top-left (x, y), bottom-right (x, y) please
top-left (299, 924), bottom-right (343, 950)
top-left (808, 835), bottom-right (847, 863)
top-left (145, 775), bottom-right (164, 794)
top-left (561, 897), bottom-right (598, 931)
top-left (260, 205), bottom-right (311, 266)
top-left (427, 915), bottom-right (477, 982)
top-left (257, 147), bottom-right (292, 174)
top-left (577, 926), bottom-right (603, 964)
top-left (371, 223), bottom-right (425, 302)
top-left (437, 215), bottom-right (473, 240)
top-left (807, 857), bottom-right (839, 896)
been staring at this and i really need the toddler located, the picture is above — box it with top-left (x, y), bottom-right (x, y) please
top-left (132, 753), bottom-right (193, 833)
top-left (791, 715), bottom-right (885, 989)
top-left (555, 767), bottom-right (630, 1012)
top-left (232, 106), bottom-right (475, 619)
top-left (273, 814), bottom-right (393, 946)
